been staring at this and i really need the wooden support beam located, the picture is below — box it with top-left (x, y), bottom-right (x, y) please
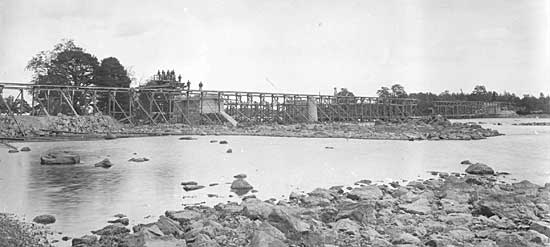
top-left (59, 88), bottom-right (79, 116)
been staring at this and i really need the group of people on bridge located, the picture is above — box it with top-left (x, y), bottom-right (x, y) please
top-left (156, 70), bottom-right (182, 82)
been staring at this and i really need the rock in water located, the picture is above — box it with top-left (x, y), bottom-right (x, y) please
top-left (33, 214), bottom-right (56, 225)
top-left (113, 213), bottom-right (127, 218)
top-left (40, 151), bottom-right (80, 165)
top-left (8, 149), bottom-right (19, 153)
top-left (219, 140), bottom-right (228, 144)
top-left (181, 181), bottom-right (198, 186)
top-left (107, 217), bottom-right (129, 226)
top-left (460, 160), bottom-right (472, 165)
top-left (465, 163), bottom-right (495, 175)
top-left (234, 173), bottom-right (247, 179)
top-left (178, 136), bottom-right (197, 140)
top-left (20, 147), bottom-right (31, 152)
top-left (231, 179), bottom-right (253, 190)
top-left (183, 184), bottom-right (205, 191)
top-left (104, 133), bottom-right (117, 140)
top-left (94, 158), bottom-right (114, 168)
top-left (128, 157), bottom-right (149, 162)
top-left (91, 225), bottom-right (130, 235)
top-left (226, 148), bottom-right (233, 153)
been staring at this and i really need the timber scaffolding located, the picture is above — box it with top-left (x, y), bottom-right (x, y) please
top-left (432, 100), bottom-right (514, 118)
top-left (0, 82), bottom-right (417, 126)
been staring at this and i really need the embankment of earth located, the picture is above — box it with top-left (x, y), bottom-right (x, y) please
top-left (65, 162), bottom-right (550, 247)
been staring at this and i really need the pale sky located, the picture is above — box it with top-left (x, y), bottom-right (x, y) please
top-left (0, 0), bottom-right (549, 96)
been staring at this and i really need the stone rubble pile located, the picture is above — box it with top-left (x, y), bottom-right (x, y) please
top-left (0, 115), bottom-right (122, 138)
top-left (72, 163), bottom-right (550, 247)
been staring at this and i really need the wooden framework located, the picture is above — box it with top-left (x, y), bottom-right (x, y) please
top-left (0, 82), bottom-right (418, 125)
top-left (432, 101), bottom-right (512, 118)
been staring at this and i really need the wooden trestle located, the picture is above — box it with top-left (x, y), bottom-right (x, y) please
top-left (0, 82), bottom-right (418, 125)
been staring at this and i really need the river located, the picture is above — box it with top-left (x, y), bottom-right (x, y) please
top-left (0, 117), bottom-right (549, 242)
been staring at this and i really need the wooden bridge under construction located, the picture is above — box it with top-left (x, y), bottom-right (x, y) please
top-left (0, 82), bottom-right (511, 126)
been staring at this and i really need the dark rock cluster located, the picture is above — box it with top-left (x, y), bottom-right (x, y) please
top-left (72, 163), bottom-right (550, 247)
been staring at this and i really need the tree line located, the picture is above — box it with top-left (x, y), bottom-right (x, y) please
top-left (374, 84), bottom-right (550, 115)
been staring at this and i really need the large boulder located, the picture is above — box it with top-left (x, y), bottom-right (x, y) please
top-left (267, 207), bottom-right (310, 238)
top-left (40, 151), bottom-right (80, 165)
top-left (465, 163), bottom-right (495, 175)
top-left (475, 192), bottom-right (539, 221)
top-left (91, 224), bottom-right (130, 235)
top-left (156, 216), bottom-right (185, 237)
top-left (346, 185), bottom-right (383, 201)
top-left (398, 198), bottom-right (432, 215)
top-left (107, 217), bottom-right (129, 226)
top-left (165, 210), bottom-right (202, 224)
top-left (307, 188), bottom-right (335, 200)
top-left (335, 201), bottom-right (377, 225)
top-left (329, 218), bottom-right (361, 235)
top-left (94, 158), bottom-right (114, 168)
top-left (530, 221), bottom-right (550, 238)
top-left (72, 235), bottom-right (98, 247)
top-left (230, 179), bottom-right (253, 190)
top-left (391, 232), bottom-right (421, 245)
top-left (249, 231), bottom-right (286, 247)
top-left (32, 214), bottom-right (56, 224)
top-left (183, 185), bottom-right (205, 192)
top-left (242, 198), bottom-right (275, 220)
top-left (142, 236), bottom-right (187, 247)
top-left (230, 179), bottom-right (253, 195)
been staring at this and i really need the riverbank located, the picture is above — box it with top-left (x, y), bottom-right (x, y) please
top-left (0, 213), bottom-right (52, 246)
top-left (1, 115), bottom-right (502, 144)
top-left (64, 162), bottom-right (550, 247)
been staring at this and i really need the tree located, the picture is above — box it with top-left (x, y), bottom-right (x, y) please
top-left (92, 57), bottom-right (132, 113)
top-left (377, 87), bottom-right (391, 98)
top-left (335, 88), bottom-right (355, 104)
top-left (27, 40), bottom-right (99, 86)
top-left (26, 40), bottom-right (99, 115)
top-left (472, 85), bottom-right (487, 95)
top-left (93, 57), bottom-right (131, 87)
top-left (391, 84), bottom-right (407, 98)
top-left (336, 88), bottom-right (355, 97)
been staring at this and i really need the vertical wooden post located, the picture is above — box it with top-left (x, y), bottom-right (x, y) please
top-left (129, 89), bottom-right (134, 124)
top-left (108, 90), bottom-right (112, 116)
top-left (186, 90), bottom-right (190, 126)
top-left (46, 90), bottom-right (50, 114)
top-left (31, 87), bottom-right (35, 116)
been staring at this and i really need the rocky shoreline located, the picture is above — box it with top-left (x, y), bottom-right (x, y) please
top-left (64, 162), bottom-right (550, 247)
top-left (0, 213), bottom-right (52, 246)
top-left (1, 115), bottom-right (502, 143)
top-left (127, 116), bottom-right (502, 141)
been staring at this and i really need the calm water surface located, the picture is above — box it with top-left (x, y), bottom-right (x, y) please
top-left (1, 117), bottom-right (549, 241)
